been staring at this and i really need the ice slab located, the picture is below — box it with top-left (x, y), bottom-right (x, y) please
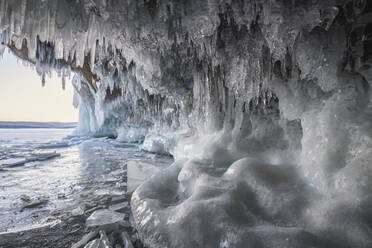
top-left (37, 141), bottom-right (69, 149)
top-left (20, 196), bottom-right (49, 211)
top-left (93, 189), bottom-right (123, 197)
top-left (109, 202), bottom-right (128, 212)
top-left (127, 160), bottom-right (161, 194)
top-left (86, 209), bottom-right (126, 229)
top-left (0, 219), bottom-right (61, 235)
top-left (98, 230), bottom-right (111, 248)
top-left (84, 239), bottom-right (100, 248)
top-left (71, 230), bottom-right (99, 248)
top-left (27, 152), bottom-right (61, 162)
top-left (110, 195), bottom-right (127, 204)
top-left (121, 232), bottom-right (134, 248)
top-left (0, 153), bottom-right (60, 169)
top-left (83, 231), bottom-right (111, 248)
top-left (0, 158), bottom-right (26, 168)
top-left (83, 234), bottom-right (111, 248)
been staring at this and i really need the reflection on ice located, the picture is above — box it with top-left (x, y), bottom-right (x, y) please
top-left (0, 128), bottom-right (173, 237)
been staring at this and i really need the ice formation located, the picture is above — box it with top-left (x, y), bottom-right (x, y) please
top-left (1, 0), bottom-right (372, 247)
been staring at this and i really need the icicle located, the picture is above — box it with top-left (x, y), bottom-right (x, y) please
top-left (41, 73), bottom-right (46, 87)
top-left (62, 75), bottom-right (66, 90)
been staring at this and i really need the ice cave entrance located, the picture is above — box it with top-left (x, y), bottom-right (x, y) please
top-left (0, 48), bottom-right (77, 123)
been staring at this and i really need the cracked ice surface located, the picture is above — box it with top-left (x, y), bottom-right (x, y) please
top-left (1, 0), bottom-right (372, 247)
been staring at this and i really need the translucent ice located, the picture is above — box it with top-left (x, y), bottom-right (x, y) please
top-left (86, 209), bottom-right (125, 230)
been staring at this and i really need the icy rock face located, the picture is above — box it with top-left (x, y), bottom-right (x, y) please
top-left (1, 0), bottom-right (372, 247)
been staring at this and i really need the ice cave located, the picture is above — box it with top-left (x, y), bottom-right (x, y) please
top-left (0, 0), bottom-right (372, 247)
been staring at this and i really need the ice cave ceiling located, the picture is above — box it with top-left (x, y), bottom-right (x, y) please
top-left (1, 0), bottom-right (372, 247)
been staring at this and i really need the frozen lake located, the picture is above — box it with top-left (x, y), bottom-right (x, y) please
top-left (0, 128), bottom-right (172, 247)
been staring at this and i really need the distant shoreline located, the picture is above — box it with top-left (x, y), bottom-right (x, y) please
top-left (0, 121), bottom-right (77, 129)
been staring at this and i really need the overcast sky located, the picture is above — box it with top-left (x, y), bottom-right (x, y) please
top-left (0, 49), bottom-right (78, 122)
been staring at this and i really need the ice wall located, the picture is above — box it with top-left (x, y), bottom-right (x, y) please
top-left (1, 0), bottom-right (372, 247)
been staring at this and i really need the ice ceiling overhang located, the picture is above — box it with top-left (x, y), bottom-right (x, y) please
top-left (1, 0), bottom-right (372, 247)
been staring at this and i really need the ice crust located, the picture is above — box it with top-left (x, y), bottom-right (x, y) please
top-left (132, 158), bottom-right (343, 248)
top-left (1, 0), bottom-right (372, 247)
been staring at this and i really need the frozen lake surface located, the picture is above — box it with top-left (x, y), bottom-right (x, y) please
top-left (0, 128), bottom-right (172, 245)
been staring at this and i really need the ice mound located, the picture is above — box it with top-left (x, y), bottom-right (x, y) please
top-left (116, 126), bottom-right (147, 143)
top-left (132, 155), bottom-right (372, 248)
top-left (140, 129), bottom-right (179, 156)
top-left (140, 134), bottom-right (174, 155)
top-left (127, 160), bottom-right (161, 194)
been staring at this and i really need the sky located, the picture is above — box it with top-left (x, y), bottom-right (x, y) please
top-left (0, 49), bottom-right (78, 122)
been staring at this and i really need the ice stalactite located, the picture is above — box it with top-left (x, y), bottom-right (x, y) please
top-left (1, 0), bottom-right (372, 247)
